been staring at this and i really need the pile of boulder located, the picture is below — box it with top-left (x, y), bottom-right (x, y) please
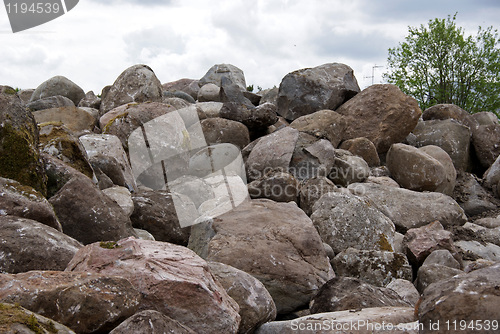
top-left (1, 62), bottom-right (499, 333)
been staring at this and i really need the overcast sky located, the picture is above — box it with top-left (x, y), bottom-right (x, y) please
top-left (1, 0), bottom-right (500, 94)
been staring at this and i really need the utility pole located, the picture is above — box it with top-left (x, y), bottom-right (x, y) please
top-left (364, 64), bottom-right (384, 85)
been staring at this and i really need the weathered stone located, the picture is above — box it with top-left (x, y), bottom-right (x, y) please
top-left (189, 199), bottom-right (334, 314)
top-left (163, 90), bottom-right (196, 104)
top-left (289, 109), bottom-right (346, 148)
top-left (197, 83), bottom-right (221, 102)
top-left (418, 263), bottom-right (500, 333)
top-left (41, 153), bottom-right (86, 197)
top-left (0, 271), bottom-right (141, 333)
top-left (0, 177), bottom-right (61, 230)
top-left (0, 86), bottom-right (47, 195)
top-left (248, 170), bottom-right (299, 203)
top-left (163, 78), bottom-right (200, 100)
top-left (102, 186), bottom-right (134, 217)
top-left (208, 262), bottom-right (277, 334)
top-left (419, 145), bottom-right (457, 195)
top-left (199, 63), bottom-right (247, 92)
top-left (246, 127), bottom-right (299, 181)
top-left (332, 248), bottom-right (412, 287)
top-left (109, 310), bottom-right (196, 334)
top-left (66, 237), bottom-right (241, 334)
top-left (386, 143), bottom-right (447, 193)
top-left (309, 277), bottom-right (410, 314)
top-left (484, 154), bottom-right (500, 196)
top-left (49, 176), bottom-right (137, 245)
top-left (415, 264), bottom-right (464, 293)
top-left (277, 63), bottom-right (360, 120)
top-left (366, 176), bottom-right (400, 188)
top-left (421, 104), bottom-right (471, 124)
top-left (101, 100), bottom-right (190, 152)
top-left (201, 117), bottom-right (250, 150)
top-left (453, 171), bottom-right (498, 216)
top-left (289, 134), bottom-right (330, 181)
top-left (422, 249), bottom-right (461, 269)
top-left (336, 84), bottom-right (421, 153)
top-left (100, 64), bottom-right (163, 114)
top-left (0, 216), bottom-right (82, 273)
top-left (130, 190), bottom-right (193, 245)
top-left (0, 303), bottom-right (76, 334)
top-left (403, 221), bottom-right (459, 267)
top-left (328, 149), bottom-right (370, 186)
top-left (299, 176), bottom-right (337, 216)
top-left (339, 137), bottom-right (380, 167)
top-left (33, 106), bottom-right (97, 136)
top-left (454, 240), bottom-right (500, 262)
top-left (220, 102), bottom-right (278, 131)
top-left (412, 119), bottom-right (471, 171)
top-left (348, 183), bottom-right (467, 232)
top-left (259, 87), bottom-right (279, 106)
top-left (30, 76), bottom-right (85, 105)
top-left (26, 95), bottom-right (75, 111)
top-left (16, 88), bottom-right (35, 104)
top-left (311, 191), bottom-right (396, 254)
top-left (78, 90), bottom-right (101, 110)
top-left (470, 111), bottom-right (499, 126)
top-left (386, 279), bottom-right (420, 307)
top-left (471, 123), bottom-right (500, 168)
top-left (38, 123), bottom-right (94, 178)
top-left (255, 307), bottom-right (416, 334)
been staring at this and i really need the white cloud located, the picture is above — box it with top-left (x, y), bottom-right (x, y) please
top-left (1, 0), bottom-right (499, 93)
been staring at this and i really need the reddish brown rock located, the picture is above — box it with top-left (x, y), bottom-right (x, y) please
top-left (289, 109), bottom-right (347, 148)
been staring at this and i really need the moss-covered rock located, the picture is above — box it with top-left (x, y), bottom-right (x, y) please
top-left (38, 123), bottom-right (94, 178)
top-left (0, 86), bottom-right (47, 196)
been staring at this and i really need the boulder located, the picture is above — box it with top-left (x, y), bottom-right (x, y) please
top-left (33, 106), bottom-right (97, 136)
top-left (0, 271), bottom-right (141, 333)
top-left (418, 145), bottom-right (457, 195)
top-left (80, 134), bottom-right (137, 191)
top-left (348, 183), bottom-right (467, 232)
top-left (78, 90), bottom-right (101, 110)
top-left (331, 248), bottom-right (412, 287)
top-left (311, 191), bottom-right (396, 254)
top-left (412, 119), bottom-right (471, 171)
top-left (454, 240), bottom-right (500, 262)
top-left (0, 86), bottom-right (47, 195)
top-left (30, 76), bottom-right (85, 105)
top-left (422, 249), bottom-right (461, 269)
top-left (421, 104), bottom-right (471, 124)
top-left (289, 109), bottom-right (346, 148)
top-left (328, 149), bottom-right (370, 186)
top-left (470, 111), bottom-right (499, 126)
top-left (289, 133), bottom-right (329, 181)
top-left (259, 87), bottom-right (279, 106)
top-left (0, 303), bottom-right (76, 334)
top-left (248, 170), bottom-right (299, 203)
top-left (201, 117), bottom-right (250, 150)
top-left (199, 63), bottom-right (247, 91)
top-left (403, 221), bottom-right (459, 267)
top-left (109, 310), bottom-right (196, 334)
top-left (102, 186), bottom-right (134, 217)
top-left (100, 64), bottom-right (163, 114)
top-left (386, 279), bottom-right (420, 307)
top-left (163, 78), bottom-right (200, 100)
top-left (197, 83), bottom-right (221, 102)
top-left (483, 153), bottom-right (500, 195)
top-left (38, 123), bottom-right (94, 178)
top-left (255, 307), bottom-right (416, 334)
top-left (299, 176), bottom-right (338, 216)
top-left (336, 84), bottom-right (421, 153)
top-left (0, 177), bottom-right (61, 230)
top-left (453, 171), bottom-right (498, 216)
top-left (188, 199), bottom-right (334, 314)
top-left (0, 216), bottom-right (82, 273)
top-left (16, 88), bottom-right (35, 104)
top-left (418, 263), bottom-right (500, 333)
top-left (220, 102), bottom-right (278, 131)
top-left (101, 100), bottom-right (190, 152)
top-left (309, 277), bottom-right (411, 314)
top-left (41, 153), bottom-right (89, 198)
top-left (415, 264), bottom-right (464, 293)
top-left (339, 137), bottom-right (380, 167)
top-left (246, 127), bottom-right (299, 181)
top-left (49, 175), bottom-right (137, 244)
top-left (26, 95), bottom-right (75, 111)
top-left (386, 143), bottom-right (448, 193)
top-left (66, 237), bottom-right (241, 334)
top-left (277, 63), bottom-right (360, 120)
top-left (208, 262), bottom-right (277, 334)
top-left (471, 123), bottom-right (500, 168)
top-left (130, 190), bottom-right (194, 245)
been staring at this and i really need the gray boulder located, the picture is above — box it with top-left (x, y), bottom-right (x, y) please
top-left (248, 170), bottom-right (299, 203)
top-left (415, 264), bottom-right (464, 293)
top-left (471, 123), bottom-right (500, 168)
top-left (0, 216), bottom-right (82, 274)
top-left (100, 64), bottom-right (163, 114)
top-left (299, 176), bottom-right (337, 216)
top-left (336, 84), bottom-right (421, 153)
top-left (26, 95), bottom-right (75, 111)
top-left (277, 63), bottom-right (360, 120)
top-left (197, 83), bottom-right (221, 102)
top-left (78, 90), bottom-right (101, 110)
top-left (328, 149), bottom-right (370, 186)
top-left (199, 63), bottom-right (247, 92)
top-left (386, 279), bottom-right (420, 307)
top-left (109, 310), bottom-right (196, 334)
top-left (339, 137), bottom-right (380, 167)
top-left (30, 75), bottom-right (85, 105)
top-left (289, 109), bottom-right (346, 148)
top-left (453, 171), bottom-right (498, 216)
top-left (201, 117), bottom-right (250, 150)
top-left (311, 191), bottom-right (396, 254)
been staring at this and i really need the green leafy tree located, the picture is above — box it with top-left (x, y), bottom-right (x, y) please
top-left (385, 14), bottom-right (500, 116)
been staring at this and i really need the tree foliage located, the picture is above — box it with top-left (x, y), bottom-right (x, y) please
top-left (385, 14), bottom-right (500, 116)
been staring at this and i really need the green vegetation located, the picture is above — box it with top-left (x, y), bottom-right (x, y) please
top-left (246, 84), bottom-right (254, 92)
top-left (385, 14), bottom-right (500, 116)
top-left (100, 241), bottom-right (121, 249)
top-left (0, 303), bottom-right (58, 333)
